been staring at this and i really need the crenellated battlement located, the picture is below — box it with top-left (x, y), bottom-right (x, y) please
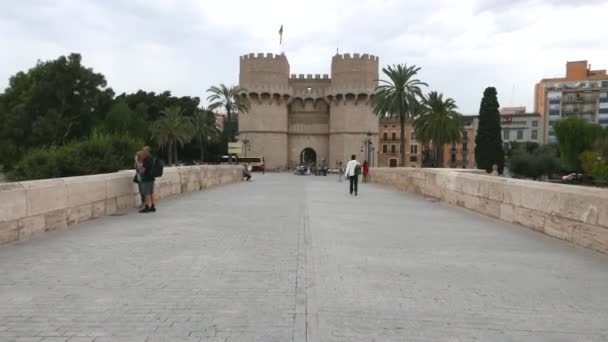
top-left (332, 53), bottom-right (379, 62)
top-left (289, 74), bottom-right (330, 80)
top-left (240, 52), bottom-right (288, 61)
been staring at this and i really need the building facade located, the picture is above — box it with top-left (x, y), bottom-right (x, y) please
top-left (534, 60), bottom-right (608, 143)
top-left (499, 107), bottom-right (543, 145)
top-left (377, 117), bottom-right (422, 167)
top-left (237, 52), bottom-right (379, 170)
top-left (438, 116), bottom-right (475, 169)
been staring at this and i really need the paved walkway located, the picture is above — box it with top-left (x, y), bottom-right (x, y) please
top-left (1, 174), bottom-right (608, 342)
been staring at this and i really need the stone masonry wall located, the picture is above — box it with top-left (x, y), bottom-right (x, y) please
top-left (0, 165), bottom-right (243, 245)
top-left (369, 168), bottom-right (608, 255)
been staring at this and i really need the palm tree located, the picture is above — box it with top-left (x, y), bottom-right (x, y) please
top-left (206, 84), bottom-right (250, 121)
top-left (151, 106), bottom-right (194, 165)
top-left (192, 109), bottom-right (220, 162)
top-left (373, 64), bottom-right (427, 167)
top-left (414, 91), bottom-right (463, 167)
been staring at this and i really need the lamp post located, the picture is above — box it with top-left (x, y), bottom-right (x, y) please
top-left (361, 131), bottom-right (373, 166)
top-left (242, 139), bottom-right (250, 158)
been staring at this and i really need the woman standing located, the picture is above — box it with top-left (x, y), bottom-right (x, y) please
top-left (362, 160), bottom-right (369, 183)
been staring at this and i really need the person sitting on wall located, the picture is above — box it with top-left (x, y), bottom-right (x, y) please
top-left (243, 164), bottom-right (252, 181)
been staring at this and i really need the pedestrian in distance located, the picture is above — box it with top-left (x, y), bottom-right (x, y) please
top-left (138, 146), bottom-right (159, 213)
top-left (338, 161), bottom-right (344, 182)
top-left (362, 160), bottom-right (369, 183)
top-left (243, 164), bottom-right (252, 181)
top-left (344, 154), bottom-right (361, 196)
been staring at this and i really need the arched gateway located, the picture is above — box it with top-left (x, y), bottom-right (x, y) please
top-left (300, 148), bottom-right (317, 165)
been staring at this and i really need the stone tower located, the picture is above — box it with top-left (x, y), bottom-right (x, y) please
top-left (238, 52), bottom-right (379, 170)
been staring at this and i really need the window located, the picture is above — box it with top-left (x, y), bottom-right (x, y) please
top-left (451, 154), bottom-right (456, 163)
top-left (503, 129), bottom-right (510, 140)
top-left (410, 156), bottom-right (418, 162)
top-left (382, 144), bottom-right (387, 153)
top-left (599, 119), bottom-right (608, 125)
top-left (517, 130), bottom-right (523, 140)
top-left (531, 130), bottom-right (538, 140)
top-left (383, 132), bottom-right (388, 140)
top-left (599, 108), bottom-right (608, 114)
top-left (391, 132), bottom-right (397, 141)
top-left (391, 145), bottom-right (396, 153)
top-left (410, 132), bottom-right (416, 140)
top-left (549, 109), bottom-right (560, 116)
top-left (462, 142), bottom-right (468, 151)
top-left (532, 120), bottom-right (538, 127)
top-left (410, 144), bottom-right (418, 154)
top-left (549, 99), bottom-right (561, 105)
top-left (389, 159), bottom-right (398, 167)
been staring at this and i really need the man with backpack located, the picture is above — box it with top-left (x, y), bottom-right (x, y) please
top-left (344, 154), bottom-right (361, 196)
top-left (139, 146), bottom-right (162, 213)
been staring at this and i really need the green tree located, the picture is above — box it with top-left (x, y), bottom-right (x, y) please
top-left (191, 109), bottom-right (220, 162)
top-left (373, 64), bottom-right (427, 167)
top-left (474, 87), bottom-right (504, 173)
top-left (554, 116), bottom-right (602, 172)
top-left (100, 99), bottom-right (148, 140)
top-left (206, 84), bottom-right (250, 141)
top-left (151, 106), bottom-right (194, 165)
top-left (413, 91), bottom-right (463, 167)
top-left (0, 53), bottom-right (114, 168)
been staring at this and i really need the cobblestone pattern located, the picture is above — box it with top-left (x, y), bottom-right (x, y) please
top-left (1, 174), bottom-right (608, 341)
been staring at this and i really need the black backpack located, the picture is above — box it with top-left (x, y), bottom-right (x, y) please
top-left (151, 159), bottom-right (164, 178)
top-left (354, 164), bottom-right (362, 175)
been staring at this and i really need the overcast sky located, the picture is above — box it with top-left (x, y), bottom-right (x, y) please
top-left (1, 0), bottom-right (607, 113)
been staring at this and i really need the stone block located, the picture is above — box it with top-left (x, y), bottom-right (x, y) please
top-left (64, 174), bottom-right (107, 207)
top-left (18, 215), bottom-right (46, 241)
top-left (44, 209), bottom-right (68, 232)
top-left (105, 198), bottom-right (118, 215)
top-left (92, 200), bottom-right (106, 218)
top-left (502, 182), bottom-right (523, 207)
top-left (178, 166), bottom-right (201, 193)
top-left (557, 191), bottom-right (602, 225)
top-left (513, 206), bottom-right (546, 233)
top-left (487, 180), bottom-right (505, 202)
top-left (67, 204), bottom-right (93, 226)
top-left (519, 183), bottom-right (560, 216)
top-left (107, 171), bottom-right (137, 198)
top-left (116, 195), bottom-right (133, 210)
top-left (543, 215), bottom-right (575, 242)
top-left (0, 182), bottom-right (27, 222)
top-left (0, 220), bottom-right (19, 244)
top-left (22, 179), bottom-right (68, 216)
top-left (572, 223), bottom-right (608, 254)
top-left (199, 166), bottom-right (209, 189)
top-left (499, 203), bottom-right (516, 224)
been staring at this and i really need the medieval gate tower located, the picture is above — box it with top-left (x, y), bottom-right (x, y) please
top-left (238, 52), bottom-right (379, 169)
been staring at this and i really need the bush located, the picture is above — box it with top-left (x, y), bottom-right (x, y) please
top-left (509, 144), bottom-right (560, 180)
top-left (554, 117), bottom-right (602, 172)
top-left (9, 134), bottom-right (143, 181)
top-left (579, 150), bottom-right (608, 182)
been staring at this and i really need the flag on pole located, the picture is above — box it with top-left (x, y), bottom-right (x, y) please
top-left (279, 25), bottom-right (283, 45)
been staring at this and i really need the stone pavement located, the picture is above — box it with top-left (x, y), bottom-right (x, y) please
top-left (1, 173), bottom-right (607, 342)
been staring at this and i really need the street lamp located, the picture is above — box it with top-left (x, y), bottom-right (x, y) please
top-left (361, 131), bottom-right (373, 166)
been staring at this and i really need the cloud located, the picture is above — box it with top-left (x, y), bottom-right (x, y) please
top-left (1, 0), bottom-right (608, 113)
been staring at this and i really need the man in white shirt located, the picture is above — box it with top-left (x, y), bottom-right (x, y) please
top-left (344, 154), bottom-right (360, 196)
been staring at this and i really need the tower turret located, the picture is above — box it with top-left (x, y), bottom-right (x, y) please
top-left (328, 53), bottom-right (380, 164)
top-left (238, 53), bottom-right (291, 170)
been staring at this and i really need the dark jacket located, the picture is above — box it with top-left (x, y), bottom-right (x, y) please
top-left (141, 157), bottom-right (155, 182)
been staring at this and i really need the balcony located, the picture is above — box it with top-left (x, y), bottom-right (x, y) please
top-left (562, 96), bottom-right (598, 104)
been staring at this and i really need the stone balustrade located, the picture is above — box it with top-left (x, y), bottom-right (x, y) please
top-left (0, 165), bottom-right (243, 244)
top-left (369, 168), bottom-right (608, 254)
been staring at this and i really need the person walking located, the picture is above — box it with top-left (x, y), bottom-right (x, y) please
top-left (344, 155), bottom-right (360, 196)
top-left (139, 147), bottom-right (156, 213)
top-left (362, 160), bottom-right (369, 183)
top-left (338, 161), bottom-right (344, 182)
top-left (243, 164), bottom-right (252, 181)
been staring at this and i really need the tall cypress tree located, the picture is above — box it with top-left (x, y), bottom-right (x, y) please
top-left (475, 87), bottom-right (504, 173)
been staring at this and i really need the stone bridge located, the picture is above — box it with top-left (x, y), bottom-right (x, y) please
top-left (1, 168), bottom-right (608, 341)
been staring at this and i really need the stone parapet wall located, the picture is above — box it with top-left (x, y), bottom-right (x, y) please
top-left (0, 165), bottom-right (242, 244)
top-left (369, 168), bottom-right (608, 254)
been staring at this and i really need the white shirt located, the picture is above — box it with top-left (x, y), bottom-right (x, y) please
top-left (344, 159), bottom-right (360, 177)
